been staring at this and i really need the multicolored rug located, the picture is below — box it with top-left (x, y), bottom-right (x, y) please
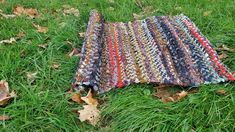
top-left (72, 10), bottom-right (234, 93)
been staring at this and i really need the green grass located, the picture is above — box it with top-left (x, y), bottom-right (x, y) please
top-left (0, 0), bottom-right (235, 131)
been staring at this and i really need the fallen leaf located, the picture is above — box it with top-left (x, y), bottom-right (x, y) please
top-left (63, 6), bottom-right (80, 17)
top-left (51, 63), bottom-right (60, 69)
top-left (32, 23), bottom-right (48, 33)
top-left (26, 72), bottom-right (37, 83)
top-left (0, 10), bottom-right (16, 19)
top-left (133, 6), bottom-right (157, 20)
top-left (203, 11), bottom-right (212, 16)
top-left (68, 48), bottom-right (81, 57)
top-left (0, 80), bottom-right (16, 106)
top-left (0, 37), bottom-right (16, 44)
top-left (217, 44), bottom-right (234, 52)
top-left (218, 53), bottom-right (228, 60)
top-left (79, 32), bottom-right (85, 38)
top-left (38, 43), bottom-right (48, 49)
top-left (78, 105), bottom-right (100, 126)
top-left (81, 89), bottom-right (98, 106)
top-left (154, 85), bottom-right (189, 103)
top-left (135, 0), bottom-right (143, 8)
top-left (216, 89), bottom-right (226, 95)
top-left (0, 115), bottom-right (11, 121)
top-left (13, 5), bottom-right (39, 18)
top-left (71, 92), bottom-right (84, 104)
top-left (17, 31), bottom-right (25, 38)
top-left (176, 91), bottom-right (188, 100)
top-left (0, 0), bottom-right (5, 3)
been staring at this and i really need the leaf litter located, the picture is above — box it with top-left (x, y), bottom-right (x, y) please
top-left (13, 5), bottom-right (39, 18)
top-left (32, 23), bottom-right (48, 33)
top-left (154, 85), bottom-right (192, 103)
top-left (71, 89), bottom-right (100, 126)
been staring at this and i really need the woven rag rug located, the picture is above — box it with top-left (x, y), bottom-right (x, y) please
top-left (72, 10), bottom-right (235, 94)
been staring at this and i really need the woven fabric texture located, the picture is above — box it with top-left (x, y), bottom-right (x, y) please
top-left (72, 10), bottom-right (234, 93)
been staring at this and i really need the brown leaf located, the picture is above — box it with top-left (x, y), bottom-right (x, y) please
top-left (32, 23), bottom-right (48, 33)
top-left (218, 53), bottom-right (228, 60)
top-left (0, 115), bottom-right (11, 121)
top-left (0, 37), bottom-right (16, 44)
top-left (71, 92), bottom-right (84, 104)
top-left (68, 48), bottom-right (81, 57)
top-left (63, 6), bottom-right (80, 17)
top-left (13, 5), bottom-right (38, 18)
top-left (0, 80), bottom-right (16, 106)
top-left (38, 43), bottom-right (48, 49)
top-left (176, 91), bottom-right (188, 100)
top-left (78, 105), bottom-right (100, 126)
top-left (154, 85), bottom-right (190, 103)
top-left (81, 89), bottom-right (98, 106)
top-left (0, 0), bottom-right (5, 3)
top-left (26, 72), bottom-right (37, 83)
top-left (51, 63), bottom-right (60, 69)
top-left (216, 89), bottom-right (226, 95)
top-left (217, 44), bottom-right (234, 52)
top-left (79, 32), bottom-right (85, 38)
top-left (17, 31), bottom-right (25, 38)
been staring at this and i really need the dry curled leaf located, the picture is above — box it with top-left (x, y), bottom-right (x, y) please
top-left (0, 80), bottom-right (16, 106)
top-left (26, 72), bottom-right (37, 83)
top-left (0, 37), bottom-right (16, 44)
top-left (71, 92), bottom-right (84, 104)
top-left (68, 48), bottom-right (81, 57)
top-left (51, 63), bottom-right (60, 69)
top-left (81, 89), bottom-right (98, 106)
top-left (0, 9), bottom-right (16, 18)
top-left (218, 53), bottom-right (228, 60)
top-left (17, 31), bottom-right (25, 38)
top-left (0, 115), bottom-right (11, 121)
top-left (154, 85), bottom-right (189, 103)
top-left (217, 44), bottom-right (234, 52)
top-left (78, 105), bottom-right (100, 126)
top-left (0, 0), bottom-right (5, 3)
top-left (216, 89), bottom-right (226, 95)
top-left (63, 6), bottom-right (80, 17)
top-left (38, 43), bottom-right (48, 49)
top-left (79, 32), bottom-right (85, 38)
top-left (176, 91), bottom-right (188, 100)
top-left (32, 23), bottom-right (48, 33)
top-left (13, 5), bottom-right (39, 18)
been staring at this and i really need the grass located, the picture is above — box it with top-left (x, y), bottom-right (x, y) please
top-left (0, 0), bottom-right (235, 131)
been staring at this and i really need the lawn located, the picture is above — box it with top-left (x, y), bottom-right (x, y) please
top-left (0, 0), bottom-right (235, 131)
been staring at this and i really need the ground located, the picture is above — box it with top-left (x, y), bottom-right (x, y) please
top-left (0, 0), bottom-right (235, 131)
